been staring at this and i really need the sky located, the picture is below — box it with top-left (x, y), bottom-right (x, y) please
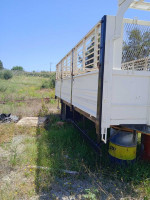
top-left (0, 0), bottom-right (150, 72)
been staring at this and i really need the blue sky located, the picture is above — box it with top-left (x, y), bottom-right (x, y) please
top-left (0, 0), bottom-right (150, 72)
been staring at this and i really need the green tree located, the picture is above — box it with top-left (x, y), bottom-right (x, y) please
top-left (0, 60), bottom-right (4, 70)
top-left (122, 29), bottom-right (150, 62)
top-left (11, 66), bottom-right (24, 71)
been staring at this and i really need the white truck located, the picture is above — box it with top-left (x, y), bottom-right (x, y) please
top-left (55, 0), bottom-right (150, 146)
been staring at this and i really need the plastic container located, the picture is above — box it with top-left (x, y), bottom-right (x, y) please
top-left (109, 128), bottom-right (137, 164)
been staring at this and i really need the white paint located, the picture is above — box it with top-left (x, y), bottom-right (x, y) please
top-left (61, 78), bottom-right (72, 103)
top-left (130, 0), bottom-right (150, 11)
top-left (111, 70), bottom-right (150, 124)
top-left (101, 15), bottom-right (150, 143)
top-left (72, 71), bottom-right (98, 117)
top-left (115, 0), bottom-right (134, 39)
top-left (101, 16), bottom-right (116, 142)
top-left (55, 80), bottom-right (61, 98)
top-left (115, 0), bottom-right (150, 39)
top-left (55, 68), bottom-right (150, 143)
top-left (55, 0), bottom-right (150, 143)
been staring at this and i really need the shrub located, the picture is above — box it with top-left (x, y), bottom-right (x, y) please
top-left (49, 78), bottom-right (55, 88)
top-left (3, 70), bottom-right (13, 80)
top-left (41, 81), bottom-right (49, 89)
top-left (41, 76), bottom-right (55, 89)
top-left (38, 101), bottom-right (49, 116)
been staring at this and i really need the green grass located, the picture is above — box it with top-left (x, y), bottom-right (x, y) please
top-left (34, 116), bottom-right (150, 198)
top-left (35, 116), bottom-right (99, 193)
top-left (0, 74), bottom-right (56, 116)
top-left (0, 116), bottom-right (150, 199)
top-left (9, 146), bottom-right (19, 167)
top-left (0, 75), bottom-right (55, 102)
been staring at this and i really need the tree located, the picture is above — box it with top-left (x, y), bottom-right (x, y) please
top-left (11, 66), bottom-right (24, 71)
top-left (122, 28), bottom-right (150, 62)
top-left (0, 60), bottom-right (4, 70)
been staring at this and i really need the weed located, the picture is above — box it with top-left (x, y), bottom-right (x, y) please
top-left (49, 99), bottom-right (56, 104)
top-left (24, 171), bottom-right (30, 178)
top-left (83, 188), bottom-right (99, 200)
top-left (9, 147), bottom-right (18, 167)
top-left (38, 101), bottom-right (49, 116)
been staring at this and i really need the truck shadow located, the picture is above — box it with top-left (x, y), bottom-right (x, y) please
top-left (34, 114), bottom-right (149, 199)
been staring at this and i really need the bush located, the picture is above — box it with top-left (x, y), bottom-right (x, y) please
top-left (49, 78), bottom-right (55, 88)
top-left (41, 81), bottom-right (49, 89)
top-left (41, 76), bottom-right (55, 89)
top-left (3, 70), bottom-right (13, 80)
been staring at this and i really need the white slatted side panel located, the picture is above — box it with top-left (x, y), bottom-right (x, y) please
top-left (55, 80), bottom-right (61, 98)
top-left (56, 21), bottom-right (101, 78)
top-left (61, 78), bottom-right (72, 103)
top-left (72, 71), bottom-right (98, 117)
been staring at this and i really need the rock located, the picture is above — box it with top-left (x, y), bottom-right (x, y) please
top-left (56, 121), bottom-right (65, 127)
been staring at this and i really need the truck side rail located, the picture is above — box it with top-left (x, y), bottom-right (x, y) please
top-left (56, 21), bottom-right (101, 80)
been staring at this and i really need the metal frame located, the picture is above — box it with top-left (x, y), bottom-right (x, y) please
top-left (121, 18), bottom-right (150, 70)
top-left (56, 22), bottom-right (101, 79)
top-left (115, 0), bottom-right (150, 39)
top-left (130, 0), bottom-right (150, 11)
top-left (96, 16), bottom-right (107, 142)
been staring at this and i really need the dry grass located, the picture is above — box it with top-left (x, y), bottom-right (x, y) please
top-left (0, 119), bottom-right (150, 200)
top-left (0, 124), bottom-right (36, 144)
top-left (0, 100), bottom-right (57, 118)
top-left (0, 74), bottom-right (56, 118)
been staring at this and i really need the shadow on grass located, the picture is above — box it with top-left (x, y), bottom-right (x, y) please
top-left (35, 114), bottom-right (150, 199)
top-left (35, 114), bottom-right (100, 191)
